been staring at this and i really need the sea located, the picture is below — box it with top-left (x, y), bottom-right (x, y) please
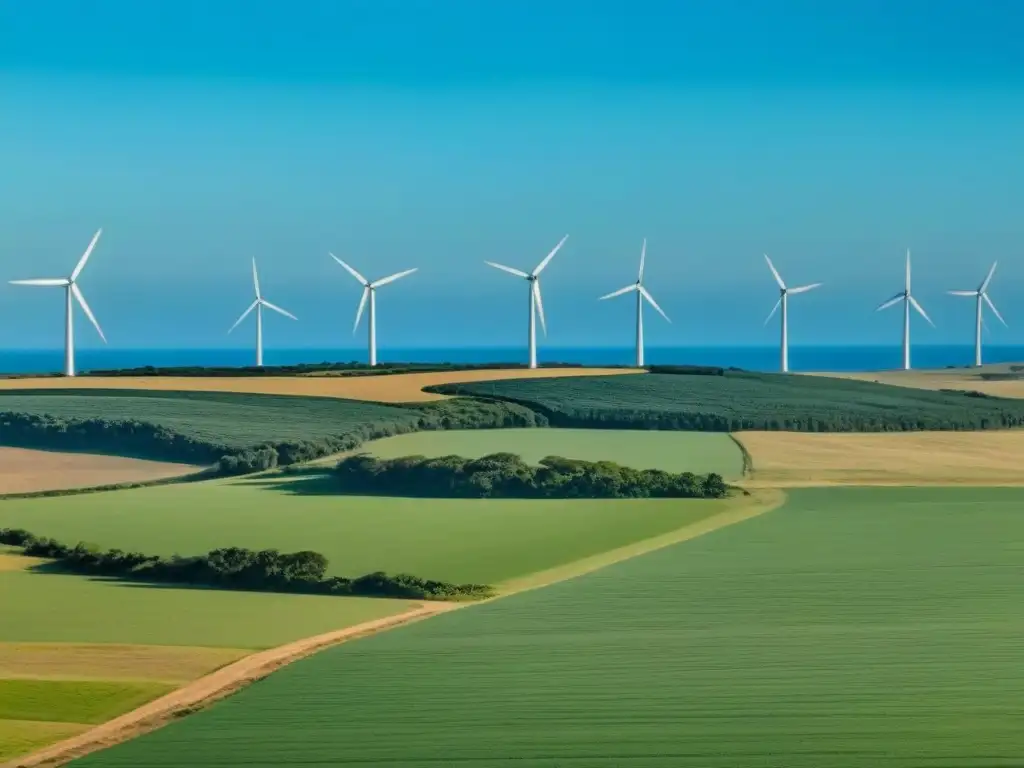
top-left (1, 345), bottom-right (1022, 375)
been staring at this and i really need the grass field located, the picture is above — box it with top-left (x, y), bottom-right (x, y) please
top-left (0, 447), bottom-right (198, 495)
top-left (364, 429), bottom-right (745, 478)
top-left (69, 486), bottom-right (1024, 767)
top-left (431, 370), bottom-right (1024, 430)
top-left (0, 368), bottom-right (639, 403)
top-left (0, 479), bottom-right (733, 586)
top-left (736, 430), bottom-right (1024, 486)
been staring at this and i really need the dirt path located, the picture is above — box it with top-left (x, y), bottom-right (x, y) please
top-left (2, 601), bottom-right (459, 768)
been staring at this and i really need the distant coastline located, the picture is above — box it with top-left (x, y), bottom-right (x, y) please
top-left (0, 344), bottom-right (1022, 376)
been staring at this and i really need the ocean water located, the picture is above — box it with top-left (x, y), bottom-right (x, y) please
top-left (0, 345), bottom-right (1022, 375)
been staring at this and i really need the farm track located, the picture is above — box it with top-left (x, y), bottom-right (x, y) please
top-left (3, 491), bottom-right (780, 768)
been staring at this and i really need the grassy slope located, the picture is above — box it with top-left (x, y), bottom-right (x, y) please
top-left (0, 479), bottom-right (730, 585)
top-left (364, 429), bottom-right (745, 478)
top-left (73, 487), bottom-right (1024, 767)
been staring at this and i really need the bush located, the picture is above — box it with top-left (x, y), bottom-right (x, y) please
top-left (0, 528), bottom-right (492, 601)
top-left (334, 452), bottom-right (730, 499)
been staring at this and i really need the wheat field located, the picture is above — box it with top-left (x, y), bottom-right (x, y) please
top-left (805, 368), bottom-right (1024, 399)
top-left (734, 430), bottom-right (1024, 486)
top-left (0, 368), bottom-right (640, 403)
top-left (0, 448), bottom-right (199, 495)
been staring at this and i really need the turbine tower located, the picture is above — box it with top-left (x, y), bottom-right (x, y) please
top-left (10, 228), bottom-right (107, 377)
top-left (948, 261), bottom-right (1007, 367)
top-left (329, 254), bottom-right (417, 367)
top-left (598, 239), bottom-right (670, 367)
top-left (485, 235), bottom-right (568, 369)
top-left (762, 254), bottom-right (822, 373)
top-left (228, 258), bottom-right (297, 367)
top-left (876, 249), bottom-right (933, 370)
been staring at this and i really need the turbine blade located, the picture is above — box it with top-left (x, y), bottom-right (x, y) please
top-left (638, 239), bottom-right (647, 282)
top-left (638, 285), bottom-right (670, 323)
top-left (261, 299), bottom-right (297, 321)
top-left (330, 253), bottom-right (368, 285)
top-left (763, 296), bottom-right (782, 326)
top-left (532, 234), bottom-right (568, 277)
top-left (947, 290), bottom-right (978, 296)
top-left (352, 287), bottom-right (369, 334)
top-left (983, 292), bottom-right (1008, 327)
top-left (599, 284), bottom-right (637, 300)
top-left (980, 261), bottom-right (998, 293)
top-left (764, 254), bottom-right (785, 290)
top-left (70, 228), bottom-right (102, 282)
top-left (533, 280), bottom-right (547, 336)
top-left (9, 278), bottom-right (69, 286)
top-left (905, 249), bottom-right (911, 291)
top-left (251, 258), bottom-right (261, 299)
top-left (788, 282), bottom-right (822, 295)
top-left (370, 268), bottom-right (418, 288)
top-left (876, 293), bottom-right (904, 311)
top-left (909, 295), bottom-right (934, 327)
top-left (71, 283), bottom-right (106, 343)
top-left (228, 300), bottom-right (259, 333)
top-left (485, 261), bottom-right (529, 278)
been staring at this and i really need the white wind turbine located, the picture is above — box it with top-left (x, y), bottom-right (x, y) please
top-left (599, 239), bottom-right (670, 367)
top-left (762, 254), bottom-right (822, 373)
top-left (948, 261), bottom-right (1007, 367)
top-left (486, 235), bottom-right (568, 369)
top-left (10, 228), bottom-right (107, 377)
top-left (876, 249), bottom-right (933, 370)
top-left (228, 258), bottom-right (297, 367)
top-left (330, 254), bottom-right (417, 367)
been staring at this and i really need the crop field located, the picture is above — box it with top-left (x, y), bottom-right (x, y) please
top-left (0, 479), bottom-right (733, 586)
top-left (0, 550), bottom-right (418, 763)
top-left (432, 371), bottom-right (1024, 430)
top-left (0, 447), bottom-right (198, 495)
top-left (735, 430), bottom-right (1024, 486)
top-left (0, 368), bottom-right (639, 404)
top-left (71, 486), bottom-right (1024, 767)
top-left (808, 368), bottom-right (1024, 399)
top-left (364, 428), bottom-right (745, 478)
top-left (0, 389), bottom-right (419, 451)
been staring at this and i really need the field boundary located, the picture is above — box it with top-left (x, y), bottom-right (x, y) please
top-left (726, 433), bottom-right (754, 477)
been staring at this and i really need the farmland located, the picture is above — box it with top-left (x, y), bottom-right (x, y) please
top-left (430, 370), bottom-right (1024, 430)
top-left (0, 367), bottom-right (639, 404)
top-left (0, 448), bottom-right (198, 495)
top-left (808, 366), bottom-right (1024, 399)
top-left (735, 430), bottom-right (1024, 486)
top-left (0, 478), bottom-right (738, 586)
top-left (364, 428), bottom-right (745, 478)
top-left (60, 486), bottom-right (1024, 767)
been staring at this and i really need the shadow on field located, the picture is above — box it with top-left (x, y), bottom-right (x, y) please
top-left (234, 473), bottom-right (341, 496)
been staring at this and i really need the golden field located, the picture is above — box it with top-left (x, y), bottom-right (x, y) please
top-left (0, 448), bottom-right (199, 496)
top-left (805, 366), bottom-right (1024, 399)
top-left (0, 368), bottom-right (641, 404)
top-left (734, 430), bottom-right (1024, 486)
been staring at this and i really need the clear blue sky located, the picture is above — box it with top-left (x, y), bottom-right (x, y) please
top-left (2, 0), bottom-right (1023, 350)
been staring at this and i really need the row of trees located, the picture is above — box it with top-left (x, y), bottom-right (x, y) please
top-left (335, 452), bottom-right (730, 499)
top-left (76, 362), bottom-right (592, 378)
top-left (0, 398), bottom-right (548, 478)
top-left (0, 528), bottom-right (492, 601)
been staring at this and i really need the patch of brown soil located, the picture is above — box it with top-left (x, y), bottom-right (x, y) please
top-left (0, 448), bottom-right (199, 496)
top-left (0, 368), bottom-right (641, 404)
top-left (1, 602), bottom-right (459, 768)
top-left (734, 430), bottom-right (1024, 486)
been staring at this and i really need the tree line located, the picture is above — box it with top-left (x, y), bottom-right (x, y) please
top-left (334, 452), bottom-right (730, 499)
top-left (0, 528), bottom-right (492, 601)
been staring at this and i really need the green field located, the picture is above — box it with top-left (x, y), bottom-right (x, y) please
top-left (0, 479), bottom-right (730, 585)
top-left (431, 371), bottom-right (1024, 430)
top-left (0, 569), bottom-right (414, 648)
top-left (71, 486), bottom-right (1024, 767)
top-left (364, 428), bottom-right (744, 478)
top-left (0, 679), bottom-right (174, 724)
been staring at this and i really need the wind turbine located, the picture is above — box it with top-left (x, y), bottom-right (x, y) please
top-left (876, 249), bottom-right (933, 370)
top-left (485, 235), bottom-right (568, 369)
top-left (762, 255), bottom-right (822, 373)
top-left (599, 239), bottom-right (670, 367)
top-left (228, 258), bottom-right (297, 367)
top-left (10, 228), bottom-right (107, 377)
top-left (329, 254), bottom-right (417, 367)
top-left (948, 261), bottom-right (1007, 367)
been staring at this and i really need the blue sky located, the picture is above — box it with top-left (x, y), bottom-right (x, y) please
top-left (2, 0), bottom-right (1024, 351)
